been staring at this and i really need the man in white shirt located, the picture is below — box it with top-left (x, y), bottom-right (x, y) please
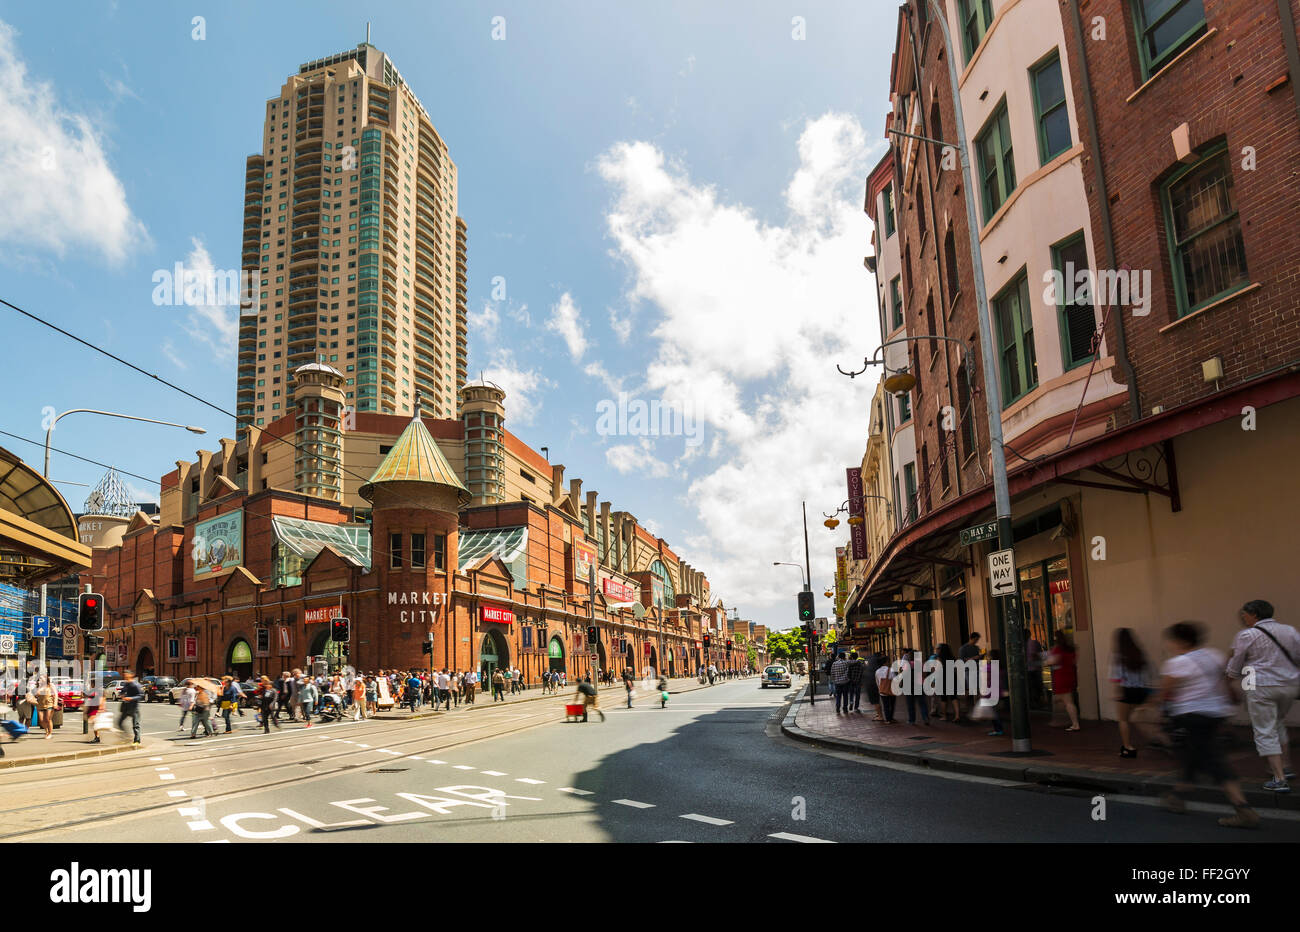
top-left (1226, 599), bottom-right (1300, 791)
top-left (436, 669), bottom-right (451, 710)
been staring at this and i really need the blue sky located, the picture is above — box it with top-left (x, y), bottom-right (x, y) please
top-left (0, 0), bottom-right (893, 630)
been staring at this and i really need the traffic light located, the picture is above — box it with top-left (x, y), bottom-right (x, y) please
top-left (83, 634), bottom-right (102, 653)
top-left (422, 641), bottom-right (432, 655)
top-left (702, 633), bottom-right (711, 649)
top-left (78, 592), bottom-right (104, 631)
top-left (797, 590), bottom-right (814, 621)
top-left (725, 640), bottom-right (732, 652)
top-left (330, 617), bottom-right (350, 642)
top-left (587, 625), bottom-right (598, 643)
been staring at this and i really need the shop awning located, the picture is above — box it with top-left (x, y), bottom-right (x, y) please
top-left (458, 526), bottom-right (529, 587)
top-left (270, 515), bottom-right (371, 570)
top-left (0, 446), bottom-right (91, 583)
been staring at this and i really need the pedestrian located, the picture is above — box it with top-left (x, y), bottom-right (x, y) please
top-left (299, 676), bottom-right (317, 727)
top-left (177, 681), bottom-right (196, 731)
top-left (575, 675), bottom-right (605, 722)
top-left (846, 650), bottom-right (865, 712)
top-left (958, 632), bottom-right (982, 717)
top-left (258, 677), bottom-right (281, 733)
top-left (874, 652), bottom-right (897, 724)
top-left (1159, 621), bottom-right (1259, 828)
top-left (1111, 627), bottom-right (1154, 758)
top-left (492, 668), bottom-right (506, 702)
top-left (35, 676), bottom-right (57, 739)
top-left (288, 669), bottom-right (302, 722)
top-left (437, 668), bottom-right (451, 710)
top-left (83, 679), bottom-right (103, 744)
top-left (622, 667), bottom-right (635, 708)
top-left (932, 643), bottom-right (962, 722)
top-left (405, 671), bottom-right (422, 711)
top-left (829, 652), bottom-right (850, 713)
top-left (117, 670), bottom-right (144, 745)
top-left (982, 649), bottom-right (1009, 735)
top-left (1226, 599), bottom-right (1300, 792)
top-left (365, 675), bottom-right (378, 716)
top-left (899, 649), bottom-right (930, 726)
top-left (351, 674), bottom-right (366, 721)
top-left (864, 650), bottom-right (883, 719)
top-left (822, 653), bottom-right (836, 702)
top-left (190, 683), bottom-right (214, 738)
top-left (1025, 629), bottom-right (1045, 708)
top-left (1047, 630), bottom-right (1081, 731)
top-left (219, 676), bottom-right (241, 733)
top-left (464, 669), bottom-right (477, 704)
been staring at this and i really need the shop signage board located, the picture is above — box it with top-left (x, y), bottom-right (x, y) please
top-left (304, 604), bottom-right (343, 625)
top-left (183, 636), bottom-right (198, 662)
top-left (959, 521), bottom-right (998, 546)
top-left (481, 603), bottom-right (515, 625)
top-left (988, 548), bottom-right (1018, 597)
top-left (602, 578), bottom-right (635, 602)
top-left (846, 468), bottom-right (867, 559)
top-left (192, 510), bottom-right (244, 581)
top-left (866, 599), bottom-right (933, 615)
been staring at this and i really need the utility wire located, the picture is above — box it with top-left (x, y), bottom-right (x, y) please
top-left (0, 428), bottom-right (160, 486)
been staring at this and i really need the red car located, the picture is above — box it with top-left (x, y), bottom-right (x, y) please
top-left (53, 679), bottom-right (84, 710)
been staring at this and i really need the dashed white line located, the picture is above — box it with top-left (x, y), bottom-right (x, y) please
top-left (167, 790), bottom-right (187, 798)
top-left (515, 778), bottom-right (544, 785)
top-left (453, 765), bottom-right (475, 770)
top-left (680, 813), bottom-right (733, 826)
top-left (426, 759), bottom-right (446, 765)
top-left (481, 770), bottom-right (507, 776)
top-left (186, 821), bottom-right (214, 831)
top-left (612, 799), bottom-right (655, 809)
top-left (355, 743), bottom-right (370, 748)
top-left (159, 773), bottom-right (176, 780)
top-left (768, 832), bottom-right (834, 843)
top-left (149, 756), bottom-right (163, 761)
top-left (377, 749), bottom-right (401, 755)
top-left (177, 807), bottom-right (203, 817)
top-left (154, 766), bottom-right (170, 772)
top-left (557, 787), bottom-right (593, 796)
top-left (409, 755), bottom-right (424, 760)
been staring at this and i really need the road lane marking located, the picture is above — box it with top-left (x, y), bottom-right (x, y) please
top-left (558, 787), bottom-right (593, 796)
top-left (768, 832), bottom-right (834, 843)
top-left (481, 770), bottom-right (507, 776)
top-left (612, 799), bottom-right (654, 808)
top-left (355, 743), bottom-right (370, 748)
top-left (154, 766), bottom-right (170, 771)
top-left (516, 778), bottom-right (544, 784)
top-left (680, 813), bottom-right (732, 826)
top-left (159, 773), bottom-right (176, 780)
top-left (427, 759), bottom-right (446, 764)
top-left (150, 756), bottom-right (163, 761)
top-left (167, 790), bottom-right (187, 798)
top-left (177, 807), bottom-right (203, 817)
top-left (410, 755), bottom-right (423, 760)
top-left (186, 821), bottom-right (214, 831)
top-left (453, 765), bottom-right (475, 770)
top-left (377, 749), bottom-right (401, 755)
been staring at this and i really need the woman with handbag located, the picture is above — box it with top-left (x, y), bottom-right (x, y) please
top-left (1159, 621), bottom-right (1258, 828)
top-left (1112, 627), bottom-right (1154, 758)
top-left (874, 651), bottom-right (897, 724)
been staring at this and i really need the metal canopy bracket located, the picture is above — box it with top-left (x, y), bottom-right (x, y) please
top-left (1055, 439), bottom-right (1181, 512)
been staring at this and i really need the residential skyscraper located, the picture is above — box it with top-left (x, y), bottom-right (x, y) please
top-left (236, 41), bottom-right (468, 430)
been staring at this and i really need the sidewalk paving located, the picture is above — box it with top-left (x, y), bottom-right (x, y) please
top-left (0, 711), bottom-right (144, 769)
top-left (782, 685), bottom-right (1300, 811)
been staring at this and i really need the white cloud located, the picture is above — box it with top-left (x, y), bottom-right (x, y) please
top-left (584, 360), bottom-right (623, 394)
top-left (0, 21), bottom-right (146, 264)
top-left (546, 291), bottom-right (588, 360)
top-left (609, 308), bottom-right (634, 344)
top-left (481, 348), bottom-right (552, 426)
top-left (124, 481), bottom-right (159, 505)
top-left (469, 301), bottom-right (500, 341)
top-left (605, 438), bottom-right (671, 479)
top-left (596, 113), bottom-right (879, 624)
top-left (173, 237), bottom-right (238, 361)
top-left (161, 338), bottom-right (188, 370)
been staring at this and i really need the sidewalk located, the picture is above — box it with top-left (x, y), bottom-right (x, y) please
top-left (782, 686), bottom-right (1300, 811)
top-left (0, 710), bottom-right (144, 769)
top-left (371, 674), bottom-right (717, 721)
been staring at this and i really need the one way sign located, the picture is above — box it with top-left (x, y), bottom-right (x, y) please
top-left (987, 549), bottom-right (1017, 598)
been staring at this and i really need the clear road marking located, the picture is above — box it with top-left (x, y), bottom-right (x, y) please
top-left (557, 787), bottom-right (593, 796)
top-left (426, 759), bottom-right (446, 765)
top-left (481, 770), bottom-right (507, 776)
top-left (159, 773), bottom-right (176, 780)
top-left (177, 807), bottom-right (203, 817)
top-left (167, 790), bottom-right (187, 798)
top-left (768, 832), bottom-right (834, 844)
top-left (205, 839), bottom-right (230, 843)
top-left (149, 756), bottom-right (163, 761)
top-left (154, 766), bottom-right (170, 771)
top-left (453, 764), bottom-right (475, 770)
top-left (409, 755), bottom-right (423, 760)
top-left (680, 813), bottom-right (733, 826)
top-left (355, 743), bottom-right (370, 748)
top-left (612, 799), bottom-right (655, 809)
top-left (186, 821), bottom-right (214, 831)
top-left (516, 778), bottom-right (544, 785)
top-left (377, 749), bottom-right (401, 755)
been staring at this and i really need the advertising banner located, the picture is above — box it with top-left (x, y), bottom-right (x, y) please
top-left (602, 577), bottom-right (635, 602)
top-left (846, 468), bottom-right (867, 560)
top-left (192, 510), bottom-right (244, 581)
top-left (574, 539), bottom-right (596, 581)
top-left (183, 636), bottom-right (198, 662)
top-left (480, 603), bottom-right (515, 625)
top-left (835, 547), bottom-right (848, 617)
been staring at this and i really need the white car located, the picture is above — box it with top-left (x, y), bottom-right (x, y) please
top-left (760, 664), bottom-right (792, 689)
top-left (103, 680), bottom-right (126, 700)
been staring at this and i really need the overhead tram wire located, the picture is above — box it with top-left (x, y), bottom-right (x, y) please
top-left (0, 296), bottom-right (472, 550)
top-left (0, 429), bottom-right (160, 487)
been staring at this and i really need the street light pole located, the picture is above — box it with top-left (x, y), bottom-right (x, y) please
top-left (44, 408), bottom-right (206, 477)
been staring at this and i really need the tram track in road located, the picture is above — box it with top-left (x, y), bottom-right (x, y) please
top-left (0, 701), bottom-right (567, 841)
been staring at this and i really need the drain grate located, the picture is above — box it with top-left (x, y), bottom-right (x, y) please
top-left (366, 768), bottom-right (409, 773)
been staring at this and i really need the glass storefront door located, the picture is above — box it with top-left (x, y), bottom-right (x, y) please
top-left (1018, 554), bottom-right (1074, 706)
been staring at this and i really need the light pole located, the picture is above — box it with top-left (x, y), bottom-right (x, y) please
top-left (44, 408), bottom-right (206, 477)
top-left (857, 0), bottom-right (1031, 752)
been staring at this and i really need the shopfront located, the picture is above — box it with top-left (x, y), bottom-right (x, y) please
top-left (1017, 554), bottom-right (1074, 707)
top-left (226, 638), bottom-right (254, 679)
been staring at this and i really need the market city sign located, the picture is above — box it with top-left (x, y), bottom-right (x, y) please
top-left (388, 590), bottom-right (443, 624)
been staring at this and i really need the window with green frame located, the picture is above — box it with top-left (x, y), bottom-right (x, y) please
top-left (1131, 0), bottom-right (1207, 80)
top-left (958, 0), bottom-right (995, 64)
top-left (975, 99), bottom-right (1016, 223)
top-left (1031, 51), bottom-right (1071, 164)
top-left (1161, 146), bottom-right (1247, 317)
top-left (992, 271), bottom-right (1038, 405)
top-left (1052, 233), bottom-right (1098, 370)
top-left (883, 184), bottom-right (896, 237)
top-left (898, 390), bottom-right (912, 424)
top-left (890, 276), bottom-right (903, 330)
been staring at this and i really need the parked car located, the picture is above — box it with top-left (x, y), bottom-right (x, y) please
top-left (52, 679), bottom-right (85, 710)
top-left (169, 677), bottom-right (222, 704)
top-left (141, 675), bottom-right (177, 703)
top-left (760, 664), bottom-right (791, 689)
top-left (103, 680), bottom-right (126, 700)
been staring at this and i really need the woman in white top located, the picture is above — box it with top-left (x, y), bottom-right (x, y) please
top-left (1158, 621), bottom-right (1257, 828)
top-left (177, 683), bottom-right (196, 731)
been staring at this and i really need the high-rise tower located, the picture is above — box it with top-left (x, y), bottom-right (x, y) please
top-left (236, 41), bottom-right (467, 430)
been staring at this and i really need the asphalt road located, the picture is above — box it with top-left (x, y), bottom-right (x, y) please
top-left (10, 677), bottom-right (1300, 843)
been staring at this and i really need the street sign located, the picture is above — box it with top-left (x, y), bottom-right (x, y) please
top-left (0, 634), bottom-right (14, 654)
top-left (959, 521), bottom-right (998, 546)
top-left (988, 548), bottom-right (1018, 597)
top-left (866, 599), bottom-right (934, 615)
top-left (63, 623), bottom-right (78, 650)
top-left (31, 615), bottom-right (50, 638)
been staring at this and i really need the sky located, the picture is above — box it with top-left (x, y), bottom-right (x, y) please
top-left (0, 0), bottom-right (895, 632)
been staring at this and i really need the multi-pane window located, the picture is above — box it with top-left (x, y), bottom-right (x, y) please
top-left (1162, 146), bottom-right (1247, 317)
top-left (890, 276), bottom-right (904, 330)
top-left (992, 271), bottom-right (1038, 405)
top-left (411, 532), bottom-right (425, 569)
top-left (959, 0), bottom-right (996, 63)
top-left (898, 391), bottom-right (912, 424)
top-left (389, 532), bottom-right (403, 569)
top-left (433, 533), bottom-right (446, 571)
top-left (903, 463), bottom-right (918, 523)
top-left (883, 184), bottom-right (896, 236)
top-left (1051, 233), bottom-right (1098, 369)
top-left (956, 359), bottom-right (976, 460)
top-left (976, 100), bottom-right (1016, 222)
top-left (1132, 0), bottom-right (1207, 79)
top-left (1031, 51), bottom-right (1071, 163)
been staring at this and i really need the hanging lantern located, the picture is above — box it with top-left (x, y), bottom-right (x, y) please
top-left (883, 366), bottom-right (916, 395)
top-left (823, 517), bottom-right (840, 529)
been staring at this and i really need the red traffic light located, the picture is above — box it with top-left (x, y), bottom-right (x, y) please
top-left (85, 598), bottom-right (97, 608)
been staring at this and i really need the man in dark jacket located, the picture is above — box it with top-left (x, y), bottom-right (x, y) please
top-left (865, 651), bottom-right (884, 720)
top-left (846, 652), bottom-right (865, 712)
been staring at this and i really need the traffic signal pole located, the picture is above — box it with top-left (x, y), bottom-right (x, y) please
top-left (802, 501), bottom-right (816, 704)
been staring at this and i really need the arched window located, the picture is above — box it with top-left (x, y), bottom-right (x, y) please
top-left (649, 559), bottom-right (676, 609)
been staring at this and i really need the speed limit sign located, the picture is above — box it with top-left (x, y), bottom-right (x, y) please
top-left (0, 634), bottom-right (14, 654)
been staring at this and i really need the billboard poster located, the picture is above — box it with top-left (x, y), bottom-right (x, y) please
top-left (192, 510), bottom-right (244, 581)
top-left (183, 636), bottom-right (198, 662)
top-left (602, 577), bottom-right (635, 602)
top-left (835, 547), bottom-right (848, 617)
top-left (574, 539), bottom-right (596, 581)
